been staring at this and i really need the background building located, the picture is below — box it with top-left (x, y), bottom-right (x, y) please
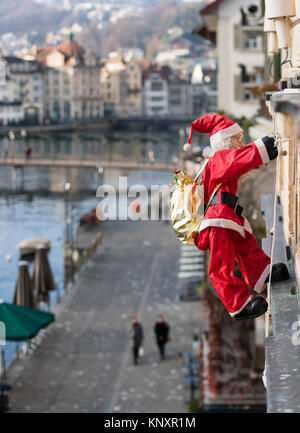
top-left (31, 36), bottom-right (103, 123)
top-left (196, 0), bottom-right (265, 118)
top-left (2, 56), bottom-right (43, 124)
top-left (168, 77), bottom-right (193, 117)
top-left (143, 66), bottom-right (170, 117)
top-left (101, 56), bottom-right (143, 117)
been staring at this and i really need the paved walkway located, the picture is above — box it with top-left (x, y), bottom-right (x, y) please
top-left (7, 220), bottom-right (207, 413)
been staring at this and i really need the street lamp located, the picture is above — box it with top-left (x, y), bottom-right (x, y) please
top-left (64, 181), bottom-right (72, 289)
top-left (64, 182), bottom-right (70, 247)
top-left (69, 200), bottom-right (75, 285)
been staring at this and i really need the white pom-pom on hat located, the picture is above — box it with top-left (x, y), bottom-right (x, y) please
top-left (183, 142), bottom-right (192, 152)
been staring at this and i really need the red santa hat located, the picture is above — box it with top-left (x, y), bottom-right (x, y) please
top-left (183, 114), bottom-right (243, 153)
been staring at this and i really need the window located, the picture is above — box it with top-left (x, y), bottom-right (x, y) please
top-left (243, 88), bottom-right (255, 101)
top-left (234, 25), bottom-right (263, 52)
top-left (151, 96), bottom-right (163, 102)
top-left (53, 102), bottom-right (60, 121)
top-left (244, 36), bottom-right (258, 50)
top-left (151, 82), bottom-right (163, 92)
top-left (152, 106), bottom-right (163, 112)
top-left (171, 88), bottom-right (181, 97)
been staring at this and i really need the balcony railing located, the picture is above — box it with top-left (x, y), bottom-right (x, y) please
top-left (234, 24), bottom-right (265, 52)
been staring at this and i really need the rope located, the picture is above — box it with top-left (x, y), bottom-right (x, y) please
top-left (262, 112), bottom-right (282, 389)
top-left (265, 114), bottom-right (279, 337)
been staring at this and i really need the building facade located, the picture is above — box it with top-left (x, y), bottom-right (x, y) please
top-left (198, 0), bottom-right (265, 118)
top-left (168, 78), bottom-right (193, 117)
top-left (32, 38), bottom-right (103, 123)
top-left (101, 57), bottom-right (143, 117)
top-left (0, 101), bottom-right (23, 126)
top-left (257, 0), bottom-right (300, 285)
top-left (125, 59), bottom-right (143, 115)
top-left (248, 0), bottom-right (300, 413)
top-left (2, 56), bottom-right (43, 124)
top-left (143, 67), bottom-right (169, 117)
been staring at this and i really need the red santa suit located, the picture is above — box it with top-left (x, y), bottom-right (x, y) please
top-left (184, 114), bottom-right (271, 317)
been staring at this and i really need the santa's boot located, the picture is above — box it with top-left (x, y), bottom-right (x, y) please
top-left (234, 296), bottom-right (268, 320)
top-left (258, 263), bottom-right (290, 296)
top-left (265, 262), bottom-right (290, 283)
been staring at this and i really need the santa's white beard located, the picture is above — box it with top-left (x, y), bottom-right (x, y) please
top-left (203, 138), bottom-right (232, 158)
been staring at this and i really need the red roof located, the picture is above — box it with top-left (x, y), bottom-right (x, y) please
top-left (35, 47), bottom-right (54, 67)
top-left (57, 40), bottom-right (85, 60)
top-left (33, 40), bottom-right (85, 67)
top-left (201, 0), bottom-right (223, 15)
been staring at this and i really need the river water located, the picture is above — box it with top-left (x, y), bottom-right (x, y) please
top-left (0, 129), bottom-right (183, 192)
top-left (0, 128), bottom-right (195, 366)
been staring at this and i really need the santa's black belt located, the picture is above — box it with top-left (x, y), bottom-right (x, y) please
top-left (205, 191), bottom-right (243, 218)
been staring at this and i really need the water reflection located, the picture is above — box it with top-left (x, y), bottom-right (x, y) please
top-left (0, 130), bottom-right (182, 163)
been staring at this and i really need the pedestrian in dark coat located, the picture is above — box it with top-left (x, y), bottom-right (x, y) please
top-left (130, 316), bottom-right (144, 365)
top-left (154, 315), bottom-right (170, 360)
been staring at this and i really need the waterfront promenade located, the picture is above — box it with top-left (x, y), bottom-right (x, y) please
top-left (6, 219), bottom-right (207, 413)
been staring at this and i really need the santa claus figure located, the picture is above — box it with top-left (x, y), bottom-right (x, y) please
top-left (184, 114), bottom-right (289, 320)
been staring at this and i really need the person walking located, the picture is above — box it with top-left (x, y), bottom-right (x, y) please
top-left (25, 147), bottom-right (32, 160)
top-left (154, 315), bottom-right (170, 361)
top-left (130, 316), bottom-right (143, 365)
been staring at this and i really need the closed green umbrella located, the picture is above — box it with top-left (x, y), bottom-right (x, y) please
top-left (33, 246), bottom-right (56, 305)
top-left (13, 261), bottom-right (36, 309)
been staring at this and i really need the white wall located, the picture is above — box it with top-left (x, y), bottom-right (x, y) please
top-left (0, 104), bottom-right (23, 125)
top-left (217, 0), bottom-right (264, 118)
top-left (144, 75), bottom-right (168, 117)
